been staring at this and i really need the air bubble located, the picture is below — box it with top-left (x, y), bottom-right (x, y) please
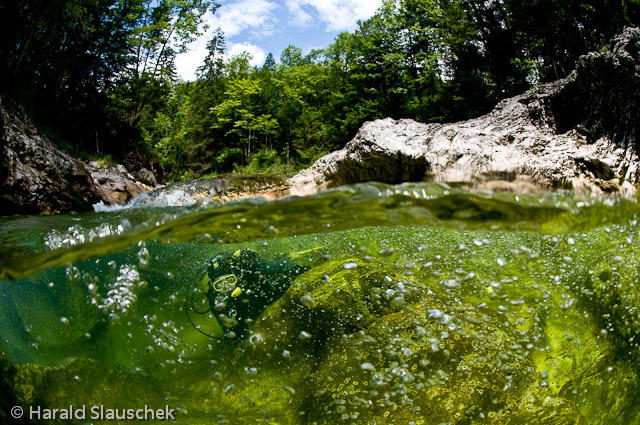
top-left (299, 331), bottom-right (312, 340)
top-left (300, 295), bottom-right (317, 309)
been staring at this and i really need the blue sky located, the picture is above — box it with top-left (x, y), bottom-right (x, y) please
top-left (175, 0), bottom-right (383, 81)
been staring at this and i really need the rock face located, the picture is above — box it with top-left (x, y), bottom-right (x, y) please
top-left (289, 28), bottom-right (640, 197)
top-left (84, 161), bottom-right (153, 207)
top-left (0, 97), bottom-right (155, 215)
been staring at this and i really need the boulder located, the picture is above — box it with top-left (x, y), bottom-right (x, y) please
top-left (84, 161), bottom-right (151, 207)
top-left (0, 97), bottom-right (156, 215)
top-left (132, 167), bottom-right (158, 187)
top-left (0, 99), bottom-right (98, 215)
top-left (288, 28), bottom-right (640, 197)
top-left (195, 256), bottom-right (592, 424)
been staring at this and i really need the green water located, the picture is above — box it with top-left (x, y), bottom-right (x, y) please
top-left (1, 182), bottom-right (640, 424)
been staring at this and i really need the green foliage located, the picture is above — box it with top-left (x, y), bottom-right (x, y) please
top-left (95, 155), bottom-right (116, 167)
top-left (213, 148), bottom-right (243, 173)
top-left (141, 86), bottom-right (193, 181)
top-left (296, 145), bottom-right (331, 168)
top-left (233, 148), bottom-right (292, 175)
top-left (0, 0), bottom-right (214, 163)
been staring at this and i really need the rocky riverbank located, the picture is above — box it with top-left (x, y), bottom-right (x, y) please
top-left (0, 96), bottom-right (159, 215)
top-left (288, 28), bottom-right (640, 198)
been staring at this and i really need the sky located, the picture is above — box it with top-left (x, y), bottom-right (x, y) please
top-left (175, 0), bottom-right (383, 81)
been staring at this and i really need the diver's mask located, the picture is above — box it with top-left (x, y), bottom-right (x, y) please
top-left (211, 273), bottom-right (237, 292)
top-left (205, 273), bottom-right (243, 297)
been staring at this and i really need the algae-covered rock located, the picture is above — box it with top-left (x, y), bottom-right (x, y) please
top-left (127, 226), bottom-right (640, 424)
top-left (0, 356), bottom-right (24, 424)
top-left (551, 225), bottom-right (640, 424)
top-left (191, 258), bottom-right (389, 424)
top-left (300, 269), bottom-right (585, 424)
top-left (5, 358), bottom-right (166, 425)
top-left (192, 256), bottom-right (588, 424)
top-left (558, 354), bottom-right (640, 425)
top-left (582, 233), bottom-right (640, 361)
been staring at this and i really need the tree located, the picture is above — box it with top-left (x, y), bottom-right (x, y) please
top-left (197, 26), bottom-right (226, 80)
top-left (114, 0), bottom-right (213, 124)
top-left (251, 114), bottom-right (280, 150)
top-left (211, 76), bottom-right (279, 161)
top-left (0, 0), bottom-right (144, 152)
top-left (504, 0), bottom-right (637, 82)
top-left (141, 86), bottom-right (193, 180)
top-left (280, 45), bottom-right (305, 68)
top-left (0, 0), bottom-right (216, 160)
top-left (225, 52), bottom-right (253, 78)
top-left (263, 53), bottom-right (276, 71)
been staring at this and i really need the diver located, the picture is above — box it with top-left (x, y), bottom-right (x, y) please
top-left (187, 249), bottom-right (307, 338)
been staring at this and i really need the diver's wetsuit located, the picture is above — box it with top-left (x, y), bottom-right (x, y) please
top-left (202, 249), bottom-right (307, 337)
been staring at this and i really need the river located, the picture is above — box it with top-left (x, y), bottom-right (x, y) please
top-left (1, 182), bottom-right (639, 424)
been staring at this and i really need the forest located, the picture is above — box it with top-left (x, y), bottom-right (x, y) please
top-left (1, 0), bottom-right (639, 181)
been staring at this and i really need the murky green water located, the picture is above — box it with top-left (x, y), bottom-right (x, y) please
top-left (1, 183), bottom-right (640, 424)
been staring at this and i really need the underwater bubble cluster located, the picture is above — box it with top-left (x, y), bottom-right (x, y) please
top-left (96, 264), bottom-right (144, 322)
top-left (44, 222), bottom-right (130, 250)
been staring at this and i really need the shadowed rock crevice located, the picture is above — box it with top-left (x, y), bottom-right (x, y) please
top-left (549, 27), bottom-right (640, 149)
top-left (331, 153), bottom-right (430, 187)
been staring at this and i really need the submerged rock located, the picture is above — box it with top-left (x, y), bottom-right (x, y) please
top-left (3, 357), bottom-right (166, 421)
top-left (289, 28), bottom-right (640, 198)
top-left (195, 255), bottom-right (599, 424)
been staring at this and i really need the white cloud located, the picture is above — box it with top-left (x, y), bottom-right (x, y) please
top-left (227, 42), bottom-right (268, 67)
top-left (175, 43), bottom-right (208, 81)
top-left (207, 0), bottom-right (279, 38)
top-left (284, 0), bottom-right (313, 27)
top-left (175, 0), bottom-right (278, 80)
top-left (175, 0), bottom-right (382, 80)
top-left (175, 41), bottom-right (267, 81)
top-left (285, 0), bottom-right (382, 32)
